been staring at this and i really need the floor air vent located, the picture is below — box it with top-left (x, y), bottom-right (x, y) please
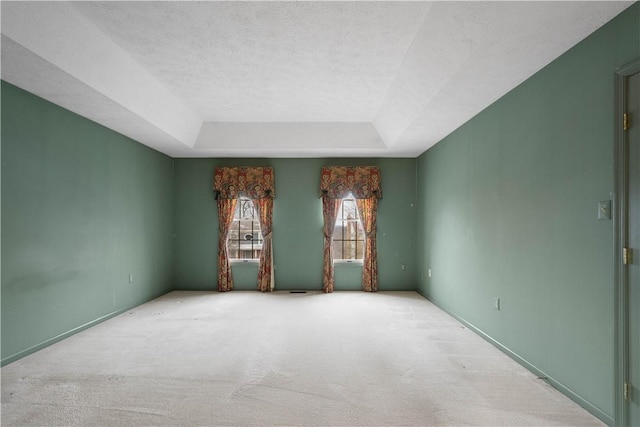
top-left (290, 290), bottom-right (307, 293)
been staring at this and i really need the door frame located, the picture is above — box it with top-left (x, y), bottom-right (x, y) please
top-left (615, 57), bottom-right (640, 427)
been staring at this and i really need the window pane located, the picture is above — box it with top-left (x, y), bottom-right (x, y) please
top-left (228, 198), bottom-right (263, 260)
top-left (332, 194), bottom-right (365, 261)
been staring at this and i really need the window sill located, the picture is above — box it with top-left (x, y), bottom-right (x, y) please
top-left (230, 259), bottom-right (260, 264)
top-left (333, 259), bottom-right (363, 265)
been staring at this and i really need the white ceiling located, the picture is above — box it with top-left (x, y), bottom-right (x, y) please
top-left (1, 1), bottom-right (634, 158)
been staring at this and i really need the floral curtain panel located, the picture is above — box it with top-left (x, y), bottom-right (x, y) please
top-left (217, 198), bottom-right (238, 292)
top-left (321, 198), bottom-right (342, 293)
top-left (255, 197), bottom-right (274, 292)
top-left (319, 166), bottom-right (381, 293)
top-left (356, 197), bottom-right (378, 292)
top-left (213, 167), bottom-right (275, 292)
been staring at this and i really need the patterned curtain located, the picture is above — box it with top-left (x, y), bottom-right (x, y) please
top-left (356, 197), bottom-right (378, 292)
top-left (214, 167), bottom-right (275, 292)
top-left (254, 197), bottom-right (274, 292)
top-left (214, 167), bottom-right (275, 199)
top-left (322, 197), bottom-right (342, 293)
top-left (217, 198), bottom-right (238, 292)
top-left (319, 166), bottom-right (382, 199)
top-left (320, 166), bottom-right (382, 293)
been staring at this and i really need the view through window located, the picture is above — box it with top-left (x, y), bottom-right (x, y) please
top-left (228, 197), bottom-right (263, 260)
top-left (333, 194), bottom-right (365, 261)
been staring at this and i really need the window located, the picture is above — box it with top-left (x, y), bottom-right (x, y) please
top-left (228, 197), bottom-right (263, 260)
top-left (332, 194), bottom-right (365, 261)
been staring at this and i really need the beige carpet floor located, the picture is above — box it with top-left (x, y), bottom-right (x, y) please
top-left (1, 291), bottom-right (604, 426)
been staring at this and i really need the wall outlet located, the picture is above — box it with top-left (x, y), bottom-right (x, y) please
top-left (129, 275), bottom-right (133, 283)
top-left (494, 297), bottom-right (501, 311)
top-left (428, 268), bottom-right (432, 278)
top-left (401, 264), bottom-right (406, 271)
top-left (597, 200), bottom-right (611, 220)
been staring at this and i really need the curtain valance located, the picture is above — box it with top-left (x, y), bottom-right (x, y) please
top-left (214, 167), bottom-right (275, 199)
top-left (319, 166), bottom-right (382, 199)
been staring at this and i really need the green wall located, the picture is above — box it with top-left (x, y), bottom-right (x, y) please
top-left (416, 4), bottom-right (639, 422)
top-left (1, 82), bottom-right (175, 364)
top-left (173, 158), bottom-right (417, 291)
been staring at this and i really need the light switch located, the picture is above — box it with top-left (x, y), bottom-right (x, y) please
top-left (598, 200), bottom-right (611, 220)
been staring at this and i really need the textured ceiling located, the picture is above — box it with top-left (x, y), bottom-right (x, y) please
top-left (1, 1), bottom-right (634, 158)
